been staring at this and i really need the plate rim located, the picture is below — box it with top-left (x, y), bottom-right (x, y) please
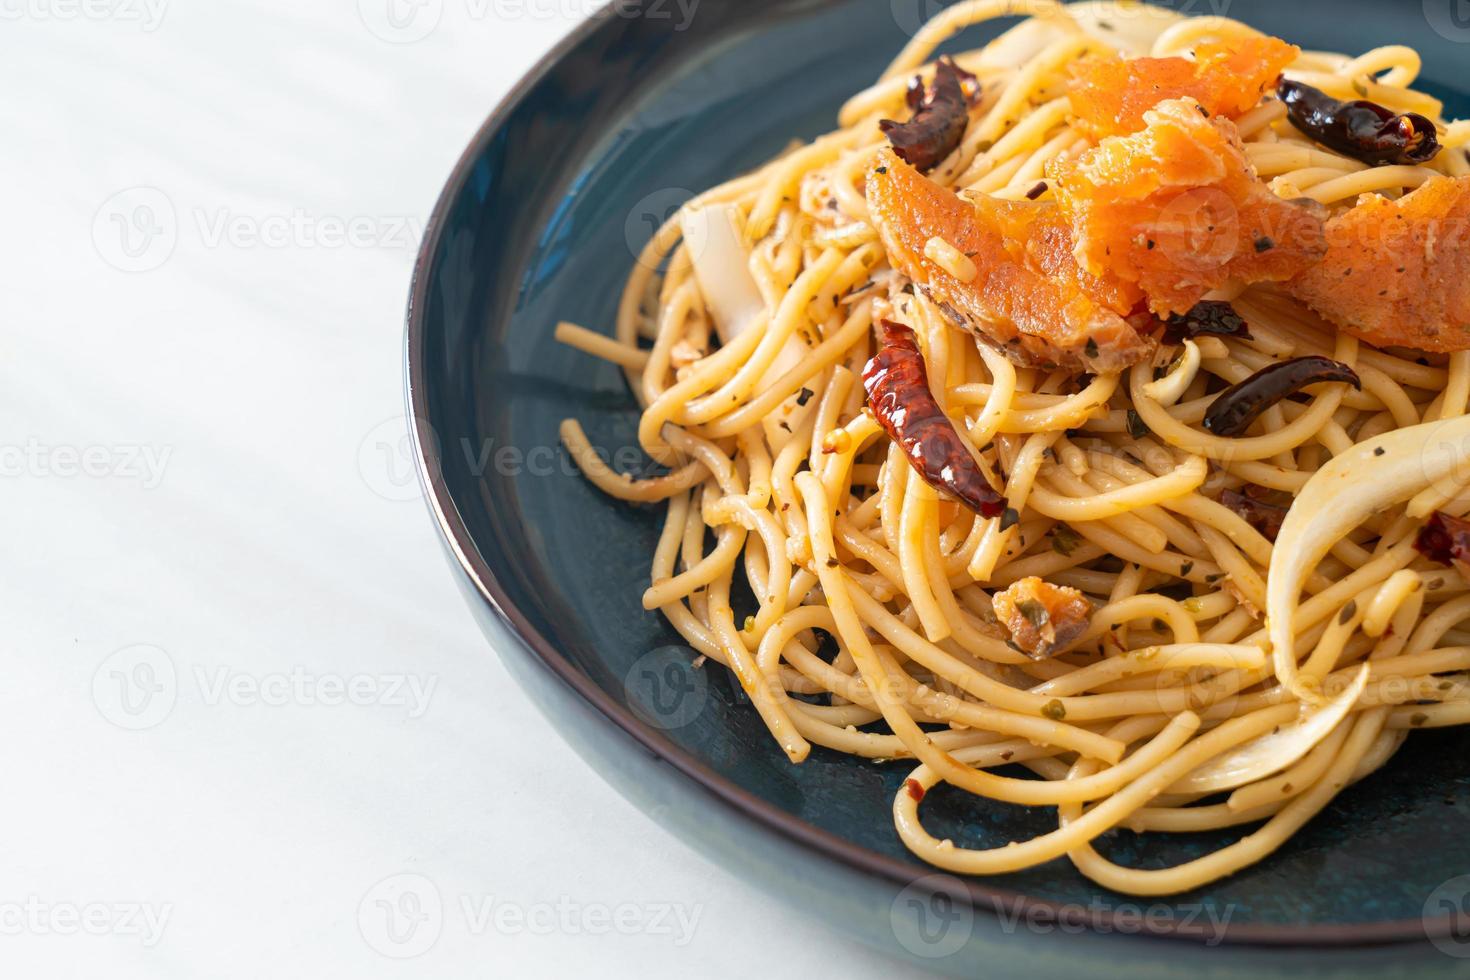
top-left (404, 0), bottom-right (1455, 950)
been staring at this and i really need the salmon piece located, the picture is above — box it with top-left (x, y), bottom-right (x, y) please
top-left (1053, 98), bottom-right (1326, 317)
top-left (866, 148), bottom-right (1154, 372)
top-left (1286, 176), bottom-right (1470, 352)
top-left (993, 577), bottom-right (1092, 659)
top-left (1070, 36), bottom-right (1298, 138)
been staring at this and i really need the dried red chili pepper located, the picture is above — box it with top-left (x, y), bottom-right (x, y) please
top-left (1415, 511), bottom-right (1470, 576)
top-left (1219, 487), bottom-right (1289, 541)
top-left (863, 320), bottom-right (1007, 517)
top-left (880, 58), bottom-right (971, 173)
top-left (1202, 356), bottom-right (1361, 437)
top-left (1277, 77), bottom-right (1440, 166)
top-left (1162, 300), bottom-right (1253, 345)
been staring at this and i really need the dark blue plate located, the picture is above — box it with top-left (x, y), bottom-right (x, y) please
top-left (407, 1), bottom-right (1470, 973)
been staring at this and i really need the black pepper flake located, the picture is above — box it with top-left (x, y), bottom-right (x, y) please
top-left (1180, 561), bottom-right (1194, 577)
top-left (1254, 236), bottom-right (1275, 252)
top-left (1146, 239), bottom-right (1156, 250)
top-left (778, 421), bottom-right (792, 433)
top-left (1085, 337), bottom-right (1099, 360)
top-left (1126, 409), bottom-right (1150, 440)
top-left (999, 507), bottom-right (1021, 531)
top-left (1025, 180), bottom-right (1048, 200)
top-left (1410, 711), bottom-right (1429, 727)
top-left (875, 166), bottom-right (888, 174)
top-left (796, 387), bottom-right (815, 407)
top-left (1373, 446), bottom-right (1385, 456)
top-left (1339, 600), bottom-right (1358, 625)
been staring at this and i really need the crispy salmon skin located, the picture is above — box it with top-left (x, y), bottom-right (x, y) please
top-left (1069, 36), bottom-right (1298, 138)
top-left (1053, 98), bottom-right (1327, 316)
top-left (866, 148), bottom-right (1154, 373)
top-left (1286, 175), bottom-right (1470, 352)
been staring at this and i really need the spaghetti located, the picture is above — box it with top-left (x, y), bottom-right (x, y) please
top-left (554, 0), bottom-right (1470, 895)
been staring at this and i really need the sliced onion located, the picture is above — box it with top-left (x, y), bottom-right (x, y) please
top-left (1168, 663), bottom-right (1369, 795)
top-left (680, 204), bottom-right (764, 342)
top-left (1140, 340), bottom-right (1201, 406)
top-left (681, 204), bottom-right (812, 450)
top-left (1267, 414), bottom-right (1470, 698)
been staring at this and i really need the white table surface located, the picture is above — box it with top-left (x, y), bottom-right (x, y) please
top-left (2, 2), bottom-right (927, 976)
